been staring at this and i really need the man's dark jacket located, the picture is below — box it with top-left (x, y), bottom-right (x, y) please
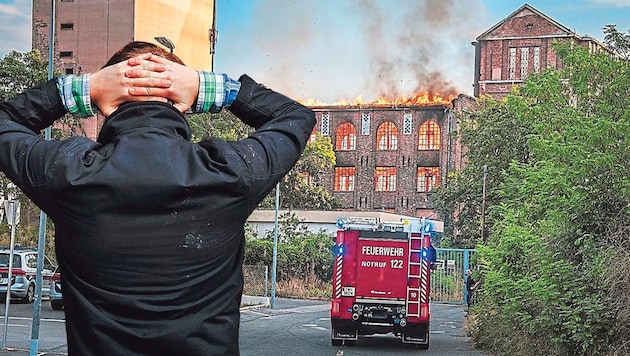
top-left (0, 74), bottom-right (315, 355)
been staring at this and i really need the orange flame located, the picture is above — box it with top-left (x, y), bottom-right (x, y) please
top-left (299, 90), bottom-right (454, 107)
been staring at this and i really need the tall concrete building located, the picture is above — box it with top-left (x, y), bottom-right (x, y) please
top-left (32, 0), bottom-right (217, 138)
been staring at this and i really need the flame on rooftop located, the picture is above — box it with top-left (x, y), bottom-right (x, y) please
top-left (300, 90), bottom-right (454, 107)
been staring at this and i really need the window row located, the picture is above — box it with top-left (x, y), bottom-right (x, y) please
top-left (334, 120), bottom-right (440, 151)
top-left (508, 46), bottom-right (541, 80)
top-left (334, 166), bottom-right (439, 192)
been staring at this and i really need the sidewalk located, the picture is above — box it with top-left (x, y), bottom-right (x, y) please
top-left (0, 296), bottom-right (296, 356)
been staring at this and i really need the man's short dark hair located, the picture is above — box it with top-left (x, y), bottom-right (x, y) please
top-left (103, 41), bottom-right (185, 68)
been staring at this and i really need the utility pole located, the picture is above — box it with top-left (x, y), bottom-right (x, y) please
top-left (30, 2), bottom-right (56, 353)
top-left (481, 165), bottom-right (488, 244)
top-left (209, 0), bottom-right (218, 71)
top-left (271, 183), bottom-right (279, 309)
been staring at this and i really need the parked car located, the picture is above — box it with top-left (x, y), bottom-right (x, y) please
top-left (0, 247), bottom-right (56, 303)
top-left (49, 267), bottom-right (63, 310)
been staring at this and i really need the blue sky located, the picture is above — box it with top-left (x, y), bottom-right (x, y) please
top-left (1, 0), bottom-right (629, 101)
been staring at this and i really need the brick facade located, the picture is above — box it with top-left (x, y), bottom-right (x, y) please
top-left (311, 95), bottom-right (474, 218)
top-left (472, 4), bottom-right (607, 98)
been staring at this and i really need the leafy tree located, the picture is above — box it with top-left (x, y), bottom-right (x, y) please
top-left (259, 132), bottom-right (340, 210)
top-left (0, 50), bottom-right (50, 247)
top-left (465, 42), bottom-right (630, 355)
top-left (432, 93), bottom-right (534, 247)
top-left (188, 110), bottom-right (252, 142)
top-left (603, 24), bottom-right (630, 59)
top-left (0, 50), bottom-right (48, 100)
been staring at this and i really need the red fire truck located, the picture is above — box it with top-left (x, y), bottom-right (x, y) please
top-left (330, 217), bottom-right (437, 349)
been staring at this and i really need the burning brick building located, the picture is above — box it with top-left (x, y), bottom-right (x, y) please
top-left (309, 94), bottom-right (474, 218)
top-left (308, 3), bottom-right (610, 219)
top-left (28, 2), bottom-right (608, 221)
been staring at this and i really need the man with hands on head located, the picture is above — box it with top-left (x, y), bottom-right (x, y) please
top-left (0, 41), bottom-right (315, 355)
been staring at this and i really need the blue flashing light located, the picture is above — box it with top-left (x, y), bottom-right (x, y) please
top-left (421, 248), bottom-right (428, 259)
top-left (424, 222), bottom-right (431, 233)
top-left (333, 244), bottom-right (346, 257)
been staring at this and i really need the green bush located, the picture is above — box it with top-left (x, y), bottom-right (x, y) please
top-left (243, 212), bottom-right (334, 285)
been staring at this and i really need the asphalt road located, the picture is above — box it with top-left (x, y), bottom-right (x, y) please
top-left (240, 299), bottom-right (484, 356)
top-left (0, 298), bottom-right (484, 355)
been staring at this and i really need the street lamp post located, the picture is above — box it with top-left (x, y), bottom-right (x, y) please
top-left (154, 36), bottom-right (175, 53)
top-left (2, 191), bottom-right (19, 350)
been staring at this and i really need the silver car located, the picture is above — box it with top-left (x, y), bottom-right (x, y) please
top-left (0, 248), bottom-right (55, 303)
top-left (49, 268), bottom-right (63, 310)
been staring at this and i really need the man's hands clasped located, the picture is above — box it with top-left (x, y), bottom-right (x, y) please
top-left (90, 53), bottom-right (200, 116)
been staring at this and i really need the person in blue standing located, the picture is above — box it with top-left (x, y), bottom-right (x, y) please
top-left (465, 269), bottom-right (478, 310)
top-left (0, 41), bottom-right (315, 355)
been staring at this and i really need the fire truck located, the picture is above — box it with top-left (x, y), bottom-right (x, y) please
top-left (330, 217), bottom-right (438, 349)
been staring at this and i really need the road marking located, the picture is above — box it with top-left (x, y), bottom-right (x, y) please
top-left (282, 304), bottom-right (329, 313)
top-left (242, 309), bottom-right (270, 317)
top-left (2, 323), bottom-right (27, 327)
top-left (0, 316), bottom-right (65, 323)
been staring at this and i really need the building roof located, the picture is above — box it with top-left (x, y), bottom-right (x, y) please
top-left (476, 3), bottom-right (577, 41)
top-left (248, 209), bottom-right (418, 225)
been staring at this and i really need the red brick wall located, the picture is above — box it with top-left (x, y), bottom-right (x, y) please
top-left (312, 104), bottom-right (472, 218)
top-left (475, 8), bottom-right (581, 98)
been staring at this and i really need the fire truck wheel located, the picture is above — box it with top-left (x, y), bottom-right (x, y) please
top-left (416, 333), bottom-right (429, 350)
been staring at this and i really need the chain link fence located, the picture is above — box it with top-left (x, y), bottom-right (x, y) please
top-left (243, 265), bottom-right (268, 297)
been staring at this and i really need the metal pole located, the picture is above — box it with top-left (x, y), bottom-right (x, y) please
top-left (481, 165), bottom-right (488, 244)
top-left (2, 201), bottom-right (18, 350)
top-left (270, 183), bottom-right (279, 309)
top-left (209, 0), bottom-right (217, 71)
top-left (30, 1), bottom-right (55, 354)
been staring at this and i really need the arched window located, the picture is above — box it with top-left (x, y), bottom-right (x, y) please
top-left (417, 166), bottom-right (440, 192)
top-left (376, 121), bottom-right (398, 150)
top-left (418, 120), bottom-right (440, 150)
top-left (335, 122), bottom-right (356, 151)
top-left (334, 167), bottom-right (355, 191)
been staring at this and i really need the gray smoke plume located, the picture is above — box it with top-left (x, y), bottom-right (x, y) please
top-left (215, 0), bottom-right (487, 103)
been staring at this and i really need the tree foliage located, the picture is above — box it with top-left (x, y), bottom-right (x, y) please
top-left (0, 50), bottom-right (51, 248)
top-left (603, 24), bottom-right (630, 59)
top-left (259, 132), bottom-right (340, 210)
top-left (0, 50), bottom-right (48, 100)
top-left (433, 93), bottom-right (535, 247)
top-left (458, 40), bottom-right (630, 355)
